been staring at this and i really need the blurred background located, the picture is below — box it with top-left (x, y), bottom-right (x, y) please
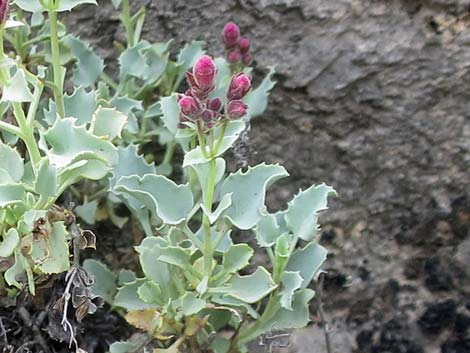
top-left (66, 1), bottom-right (469, 352)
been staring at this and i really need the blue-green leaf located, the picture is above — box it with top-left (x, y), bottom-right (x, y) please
top-left (0, 228), bottom-right (20, 258)
top-left (286, 242), bottom-right (327, 288)
top-left (115, 279), bottom-right (155, 310)
top-left (83, 259), bottom-right (117, 303)
top-left (63, 35), bottom-right (104, 87)
top-left (254, 212), bottom-right (281, 247)
top-left (160, 94), bottom-right (180, 136)
top-left (90, 107), bottom-right (128, 139)
top-left (64, 87), bottom-right (97, 124)
top-left (2, 69), bottom-right (33, 102)
top-left (285, 183), bottom-right (336, 241)
top-left (222, 244), bottom-right (254, 273)
top-left (0, 143), bottom-right (24, 183)
top-left (280, 271), bottom-right (303, 311)
top-left (115, 174), bottom-right (193, 225)
top-left (243, 67), bottom-right (276, 118)
top-left (220, 164), bottom-right (289, 230)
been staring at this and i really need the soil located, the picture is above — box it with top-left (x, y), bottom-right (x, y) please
top-left (1, 0), bottom-right (469, 352)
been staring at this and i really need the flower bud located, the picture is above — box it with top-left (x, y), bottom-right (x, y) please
top-left (242, 53), bottom-right (253, 66)
top-left (0, 0), bottom-right (8, 25)
top-left (227, 100), bottom-right (248, 120)
top-left (208, 97), bottom-right (222, 112)
top-left (193, 55), bottom-right (217, 91)
top-left (201, 109), bottom-right (218, 129)
top-left (179, 95), bottom-right (201, 117)
top-left (227, 49), bottom-right (241, 64)
top-left (239, 37), bottom-right (251, 54)
top-left (222, 22), bottom-right (240, 48)
top-left (227, 73), bottom-right (251, 100)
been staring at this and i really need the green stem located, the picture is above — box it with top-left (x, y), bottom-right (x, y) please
top-left (100, 73), bottom-right (119, 90)
top-left (197, 129), bottom-right (209, 158)
top-left (202, 156), bottom-right (217, 278)
top-left (122, 0), bottom-right (134, 48)
top-left (163, 141), bottom-right (176, 165)
top-left (12, 103), bottom-right (41, 166)
top-left (0, 120), bottom-right (21, 136)
top-left (48, 10), bottom-right (65, 118)
top-left (213, 120), bottom-right (228, 154)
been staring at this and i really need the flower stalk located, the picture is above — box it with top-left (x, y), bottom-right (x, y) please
top-left (48, 9), bottom-right (65, 118)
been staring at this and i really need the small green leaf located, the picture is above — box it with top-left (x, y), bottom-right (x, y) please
top-left (91, 107), bottom-right (128, 139)
top-left (157, 246), bottom-right (191, 270)
top-left (264, 289), bottom-right (315, 330)
top-left (175, 292), bottom-right (206, 316)
top-left (243, 67), bottom-right (276, 118)
top-left (254, 212), bottom-right (281, 247)
top-left (115, 279), bottom-right (156, 310)
top-left (223, 244), bottom-right (254, 273)
top-left (285, 183), bottom-right (336, 241)
top-left (75, 199), bottom-right (98, 224)
top-left (2, 69), bottom-right (33, 102)
top-left (0, 184), bottom-right (26, 207)
top-left (286, 242), bottom-right (327, 288)
top-left (191, 158), bottom-right (226, 200)
top-left (63, 35), bottom-right (104, 87)
top-left (0, 143), bottom-right (24, 183)
top-left (217, 267), bottom-right (277, 304)
top-left (0, 228), bottom-right (20, 258)
top-left (160, 94), bottom-right (180, 136)
top-left (33, 222), bottom-right (70, 274)
top-left (280, 271), bottom-right (303, 311)
top-left (137, 280), bottom-right (164, 306)
top-left (4, 250), bottom-right (26, 288)
top-left (115, 174), bottom-right (193, 225)
top-left (64, 87), bottom-right (97, 124)
top-left (220, 164), bottom-right (289, 230)
top-left (83, 259), bottom-right (117, 303)
top-left (34, 159), bottom-right (58, 204)
top-left (201, 193), bottom-right (232, 224)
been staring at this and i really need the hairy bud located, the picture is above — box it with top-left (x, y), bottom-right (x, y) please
top-left (242, 53), bottom-right (253, 66)
top-left (227, 49), bottom-right (241, 64)
top-left (179, 95), bottom-right (201, 117)
top-left (0, 0), bottom-right (8, 25)
top-left (222, 22), bottom-right (240, 48)
top-left (239, 37), bottom-right (251, 54)
top-left (227, 73), bottom-right (251, 100)
top-left (193, 55), bottom-right (217, 91)
top-left (208, 98), bottom-right (223, 112)
top-left (227, 100), bottom-right (248, 120)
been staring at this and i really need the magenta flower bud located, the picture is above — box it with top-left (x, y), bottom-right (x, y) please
top-left (208, 98), bottom-right (222, 112)
top-left (227, 73), bottom-right (251, 100)
top-left (193, 55), bottom-right (217, 91)
top-left (222, 22), bottom-right (240, 48)
top-left (227, 49), bottom-right (241, 64)
top-left (239, 37), bottom-right (251, 54)
top-left (179, 95), bottom-right (200, 117)
top-left (227, 100), bottom-right (248, 120)
top-left (242, 53), bottom-right (253, 66)
top-left (0, 0), bottom-right (8, 25)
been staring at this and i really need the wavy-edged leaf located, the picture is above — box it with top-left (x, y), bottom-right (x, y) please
top-left (223, 244), bottom-right (254, 274)
top-left (174, 292), bottom-right (206, 316)
top-left (220, 164), bottom-right (289, 230)
top-left (64, 87), bottom-right (97, 124)
top-left (286, 242), bottom-right (327, 288)
top-left (216, 267), bottom-right (277, 304)
top-left (115, 174), bottom-right (193, 225)
top-left (285, 183), bottom-right (336, 241)
top-left (83, 259), bottom-right (117, 304)
top-left (64, 35), bottom-right (104, 87)
top-left (254, 212), bottom-right (281, 248)
top-left (0, 143), bottom-right (24, 183)
top-left (201, 193), bottom-right (232, 224)
top-left (191, 158), bottom-right (226, 199)
top-left (2, 69), bottom-right (33, 102)
top-left (34, 159), bottom-right (58, 204)
top-left (160, 94), bottom-right (179, 136)
top-left (243, 67), bottom-right (276, 118)
top-left (91, 107), bottom-right (128, 139)
top-left (0, 228), bottom-right (20, 258)
top-left (32, 222), bottom-right (70, 274)
top-left (0, 184), bottom-right (26, 207)
top-left (280, 271), bottom-right (303, 311)
top-left (115, 279), bottom-right (155, 310)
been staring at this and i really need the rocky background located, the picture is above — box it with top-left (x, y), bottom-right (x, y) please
top-left (65, 1), bottom-right (470, 352)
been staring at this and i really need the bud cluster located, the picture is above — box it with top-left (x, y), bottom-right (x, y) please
top-left (178, 55), bottom-right (252, 130)
top-left (0, 0), bottom-right (8, 25)
top-left (222, 22), bottom-right (253, 66)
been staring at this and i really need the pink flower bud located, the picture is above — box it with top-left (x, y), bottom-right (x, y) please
top-left (208, 98), bottom-right (222, 112)
top-left (227, 100), bottom-right (248, 120)
top-left (227, 73), bottom-right (251, 100)
top-left (227, 49), bottom-right (241, 64)
top-left (193, 55), bottom-right (217, 91)
top-left (222, 22), bottom-right (240, 48)
top-left (179, 95), bottom-right (201, 117)
top-left (242, 53), bottom-right (253, 66)
top-left (201, 109), bottom-right (218, 129)
top-left (239, 37), bottom-right (251, 54)
top-left (0, 0), bottom-right (8, 24)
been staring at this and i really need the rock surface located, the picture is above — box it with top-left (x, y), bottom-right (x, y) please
top-left (65, 0), bottom-right (470, 352)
